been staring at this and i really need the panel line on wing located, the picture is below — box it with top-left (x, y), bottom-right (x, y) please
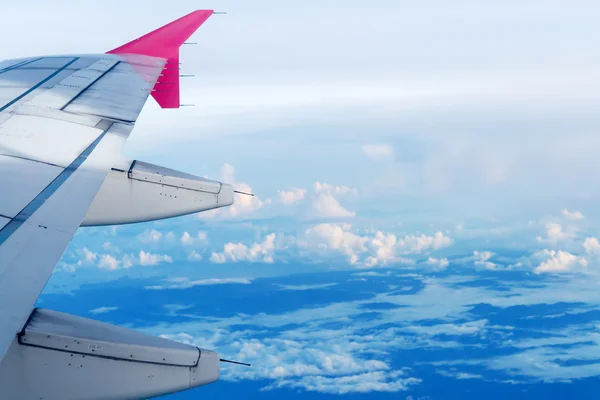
top-left (0, 153), bottom-right (63, 169)
top-left (60, 61), bottom-right (121, 111)
top-left (0, 58), bottom-right (43, 75)
top-left (0, 123), bottom-right (113, 247)
top-left (0, 57), bottom-right (80, 113)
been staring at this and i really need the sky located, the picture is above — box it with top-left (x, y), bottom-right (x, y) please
top-left (3, 0), bottom-right (600, 398)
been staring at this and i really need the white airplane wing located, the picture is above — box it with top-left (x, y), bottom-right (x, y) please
top-left (0, 10), bottom-right (237, 399)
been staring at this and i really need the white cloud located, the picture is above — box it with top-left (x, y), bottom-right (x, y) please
top-left (301, 223), bottom-right (452, 267)
top-left (473, 251), bottom-right (497, 270)
top-left (187, 250), bottom-right (203, 262)
top-left (181, 231), bottom-right (209, 246)
top-left (98, 254), bottom-right (120, 270)
top-left (137, 229), bottom-right (175, 243)
top-left (311, 193), bottom-right (356, 218)
top-left (278, 189), bottom-right (307, 205)
top-left (200, 164), bottom-right (264, 219)
top-left (138, 229), bottom-right (163, 243)
top-left (584, 237), bottom-right (600, 255)
top-left (138, 251), bottom-right (173, 266)
top-left (275, 283), bottom-right (338, 291)
top-left (361, 144), bottom-right (394, 161)
top-left (314, 182), bottom-right (358, 196)
top-left (197, 231), bottom-right (208, 241)
top-left (145, 277), bottom-right (252, 290)
top-left (264, 371), bottom-right (420, 394)
top-left (404, 319), bottom-right (488, 337)
top-left (102, 242), bottom-right (119, 253)
top-left (81, 247), bottom-right (97, 263)
top-left (426, 257), bottom-right (449, 270)
top-left (302, 223), bottom-right (367, 265)
top-left (89, 306), bottom-right (118, 315)
top-left (437, 370), bottom-right (483, 380)
top-left (534, 250), bottom-right (587, 274)
top-left (210, 233), bottom-right (277, 264)
top-left (536, 222), bottom-right (575, 244)
top-left (181, 232), bottom-right (194, 245)
top-left (562, 209), bottom-right (584, 220)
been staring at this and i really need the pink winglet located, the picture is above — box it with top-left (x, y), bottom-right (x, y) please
top-left (107, 10), bottom-right (214, 108)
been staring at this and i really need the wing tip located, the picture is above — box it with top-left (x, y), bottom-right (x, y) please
top-left (107, 9), bottom-right (215, 109)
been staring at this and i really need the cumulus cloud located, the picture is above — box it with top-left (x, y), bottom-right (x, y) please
top-left (200, 163), bottom-right (264, 219)
top-left (275, 182), bottom-right (358, 219)
top-left (181, 232), bottom-right (194, 245)
top-left (584, 237), bottom-right (600, 255)
top-left (187, 250), bottom-right (203, 262)
top-left (311, 193), bottom-right (356, 218)
top-left (138, 229), bottom-right (175, 243)
top-left (361, 144), bottom-right (394, 161)
top-left (210, 233), bottom-right (277, 264)
top-left (110, 251), bottom-right (173, 269)
top-left (138, 251), bottom-right (173, 266)
top-left (263, 371), bottom-right (420, 394)
top-left (145, 277), bottom-right (252, 290)
top-left (81, 247), bottom-right (97, 263)
top-left (314, 182), bottom-right (358, 196)
top-left (98, 254), bottom-right (120, 270)
top-left (473, 251), bottom-right (497, 270)
top-left (562, 209), bottom-right (584, 220)
top-left (534, 250), bottom-right (587, 274)
top-left (278, 189), bottom-right (307, 205)
top-left (181, 231), bottom-right (209, 246)
top-left (61, 246), bottom-right (171, 271)
top-left (301, 223), bottom-right (452, 267)
top-left (426, 257), bottom-right (449, 270)
top-left (536, 222), bottom-right (575, 244)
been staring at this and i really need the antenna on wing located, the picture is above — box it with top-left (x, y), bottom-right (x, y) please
top-left (220, 359), bottom-right (251, 367)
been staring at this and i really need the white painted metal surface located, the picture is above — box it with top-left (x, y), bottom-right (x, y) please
top-left (0, 51), bottom-right (166, 362)
top-left (83, 160), bottom-right (234, 226)
top-left (17, 103), bottom-right (103, 127)
top-left (0, 309), bottom-right (219, 400)
top-left (65, 57), bottom-right (164, 122)
top-left (131, 161), bottom-right (223, 193)
top-left (0, 11), bottom-right (233, 398)
top-left (0, 122), bottom-right (129, 360)
top-left (0, 155), bottom-right (62, 217)
top-left (23, 309), bottom-right (200, 366)
top-left (0, 114), bottom-right (103, 167)
top-left (26, 58), bottom-right (119, 110)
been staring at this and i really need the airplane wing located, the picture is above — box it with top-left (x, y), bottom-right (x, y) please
top-left (0, 10), bottom-right (236, 399)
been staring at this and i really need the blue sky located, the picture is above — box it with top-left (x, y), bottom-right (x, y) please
top-left (4, 0), bottom-right (600, 398)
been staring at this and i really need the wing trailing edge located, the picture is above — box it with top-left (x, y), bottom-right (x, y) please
top-left (107, 10), bottom-right (214, 108)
